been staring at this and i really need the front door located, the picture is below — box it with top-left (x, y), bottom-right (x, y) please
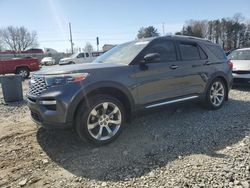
top-left (133, 39), bottom-right (184, 105)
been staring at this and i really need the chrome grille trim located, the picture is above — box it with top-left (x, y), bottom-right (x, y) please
top-left (28, 76), bottom-right (47, 96)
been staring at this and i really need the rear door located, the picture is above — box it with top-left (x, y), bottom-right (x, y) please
top-left (175, 41), bottom-right (208, 95)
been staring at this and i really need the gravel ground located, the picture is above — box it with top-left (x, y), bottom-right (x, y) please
top-left (0, 81), bottom-right (249, 188)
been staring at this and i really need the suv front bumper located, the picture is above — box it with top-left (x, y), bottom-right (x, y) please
top-left (27, 84), bottom-right (82, 129)
top-left (28, 97), bottom-right (73, 129)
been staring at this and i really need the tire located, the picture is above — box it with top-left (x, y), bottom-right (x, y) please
top-left (204, 78), bottom-right (227, 110)
top-left (69, 61), bottom-right (75, 64)
top-left (16, 67), bottom-right (30, 79)
top-left (75, 94), bottom-right (126, 145)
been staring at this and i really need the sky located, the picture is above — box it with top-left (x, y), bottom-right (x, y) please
top-left (0, 0), bottom-right (250, 52)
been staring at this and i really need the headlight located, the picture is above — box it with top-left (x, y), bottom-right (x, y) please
top-left (45, 73), bottom-right (89, 86)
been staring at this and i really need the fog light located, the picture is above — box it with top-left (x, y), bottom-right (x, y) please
top-left (39, 100), bottom-right (56, 105)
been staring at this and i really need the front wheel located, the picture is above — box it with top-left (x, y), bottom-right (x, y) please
top-left (75, 95), bottom-right (126, 145)
top-left (204, 78), bottom-right (227, 110)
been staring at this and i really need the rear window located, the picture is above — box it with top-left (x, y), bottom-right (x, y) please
top-left (179, 43), bottom-right (200, 61)
top-left (228, 50), bottom-right (250, 60)
top-left (206, 45), bottom-right (226, 59)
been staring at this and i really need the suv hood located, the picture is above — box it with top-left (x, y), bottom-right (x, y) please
top-left (34, 63), bottom-right (127, 75)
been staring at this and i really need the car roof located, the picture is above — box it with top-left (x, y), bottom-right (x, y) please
top-left (137, 35), bottom-right (214, 45)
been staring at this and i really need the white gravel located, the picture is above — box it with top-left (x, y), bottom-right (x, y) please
top-left (0, 82), bottom-right (249, 187)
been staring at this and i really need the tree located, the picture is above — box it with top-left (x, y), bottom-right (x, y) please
top-left (176, 13), bottom-right (250, 51)
top-left (0, 26), bottom-right (38, 52)
top-left (137, 26), bottom-right (160, 39)
top-left (84, 42), bottom-right (94, 53)
top-left (0, 31), bottom-right (3, 51)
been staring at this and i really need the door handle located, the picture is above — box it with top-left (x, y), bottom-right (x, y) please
top-left (204, 61), bottom-right (212, 65)
top-left (170, 65), bottom-right (179, 69)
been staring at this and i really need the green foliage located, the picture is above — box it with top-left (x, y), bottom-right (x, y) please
top-left (137, 26), bottom-right (160, 39)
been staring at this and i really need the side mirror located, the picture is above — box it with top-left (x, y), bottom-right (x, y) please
top-left (143, 53), bottom-right (161, 63)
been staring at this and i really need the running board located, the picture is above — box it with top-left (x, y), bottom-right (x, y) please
top-left (145, 96), bottom-right (199, 109)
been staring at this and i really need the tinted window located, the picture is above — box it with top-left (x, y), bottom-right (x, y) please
top-left (143, 40), bottom-right (177, 62)
top-left (85, 53), bottom-right (89, 58)
top-left (77, 53), bottom-right (85, 58)
top-left (206, 45), bottom-right (226, 59)
top-left (199, 47), bottom-right (208, 59)
top-left (179, 43), bottom-right (200, 60)
top-left (228, 50), bottom-right (250, 60)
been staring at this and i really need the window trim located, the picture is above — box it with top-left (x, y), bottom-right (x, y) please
top-left (178, 41), bottom-right (206, 61)
top-left (133, 39), bottom-right (178, 64)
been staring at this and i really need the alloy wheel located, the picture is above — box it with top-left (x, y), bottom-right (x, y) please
top-left (87, 102), bottom-right (122, 141)
top-left (210, 81), bottom-right (225, 107)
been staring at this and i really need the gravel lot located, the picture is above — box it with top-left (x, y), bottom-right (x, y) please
top-left (0, 80), bottom-right (249, 188)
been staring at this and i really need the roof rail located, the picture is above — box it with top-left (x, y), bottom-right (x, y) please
top-left (165, 35), bottom-right (212, 43)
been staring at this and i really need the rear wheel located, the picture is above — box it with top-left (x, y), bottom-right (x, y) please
top-left (16, 67), bottom-right (30, 79)
top-left (204, 78), bottom-right (226, 110)
top-left (75, 95), bottom-right (126, 145)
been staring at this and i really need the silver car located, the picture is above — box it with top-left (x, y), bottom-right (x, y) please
top-left (228, 48), bottom-right (250, 84)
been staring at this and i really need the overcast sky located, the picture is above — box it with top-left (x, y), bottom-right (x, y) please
top-left (0, 0), bottom-right (250, 52)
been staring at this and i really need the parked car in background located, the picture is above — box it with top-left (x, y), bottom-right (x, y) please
top-left (59, 52), bottom-right (94, 65)
top-left (59, 52), bottom-right (104, 65)
top-left (40, 57), bottom-right (56, 66)
top-left (228, 48), bottom-right (250, 85)
top-left (27, 36), bottom-right (233, 145)
top-left (0, 57), bottom-right (40, 78)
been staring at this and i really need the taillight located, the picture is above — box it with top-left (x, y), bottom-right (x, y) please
top-left (227, 59), bottom-right (233, 70)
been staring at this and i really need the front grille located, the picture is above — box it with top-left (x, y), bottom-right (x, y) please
top-left (28, 76), bottom-right (47, 96)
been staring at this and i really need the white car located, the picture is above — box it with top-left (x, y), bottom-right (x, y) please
top-left (40, 57), bottom-right (56, 66)
top-left (228, 48), bottom-right (250, 84)
top-left (59, 52), bottom-right (95, 65)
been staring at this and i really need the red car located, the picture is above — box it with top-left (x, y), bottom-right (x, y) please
top-left (0, 57), bottom-right (40, 78)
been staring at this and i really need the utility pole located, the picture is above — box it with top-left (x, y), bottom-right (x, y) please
top-left (96, 37), bottom-right (99, 52)
top-left (162, 22), bottom-right (165, 36)
top-left (69, 22), bottom-right (74, 54)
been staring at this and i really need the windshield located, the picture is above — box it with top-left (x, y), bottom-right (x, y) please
top-left (228, 50), bottom-right (250, 60)
top-left (93, 41), bottom-right (150, 64)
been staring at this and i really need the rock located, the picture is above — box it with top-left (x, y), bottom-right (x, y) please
top-left (101, 182), bottom-right (107, 186)
top-left (234, 180), bottom-right (240, 185)
top-left (19, 179), bottom-right (27, 186)
top-left (241, 181), bottom-right (250, 188)
top-left (42, 159), bottom-right (49, 164)
top-left (134, 168), bottom-right (139, 173)
top-left (91, 148), bottom-right (99, 153)
top-left (148, 171), bottom-right (155, 177)
top-left (153, 134), bottom-right (160, 141)
top-left (122, 150), bottom-right (129, 156)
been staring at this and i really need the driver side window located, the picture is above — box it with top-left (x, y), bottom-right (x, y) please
top-left (77, 53), bottom-right (85, 58)
top-left (142, 40), bottom-right (177, 63)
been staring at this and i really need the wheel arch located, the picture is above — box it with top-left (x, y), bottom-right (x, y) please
top-left (205, 73), bottom-right (229, 101)
top-left (68, 82), bottom-right (135, 124)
